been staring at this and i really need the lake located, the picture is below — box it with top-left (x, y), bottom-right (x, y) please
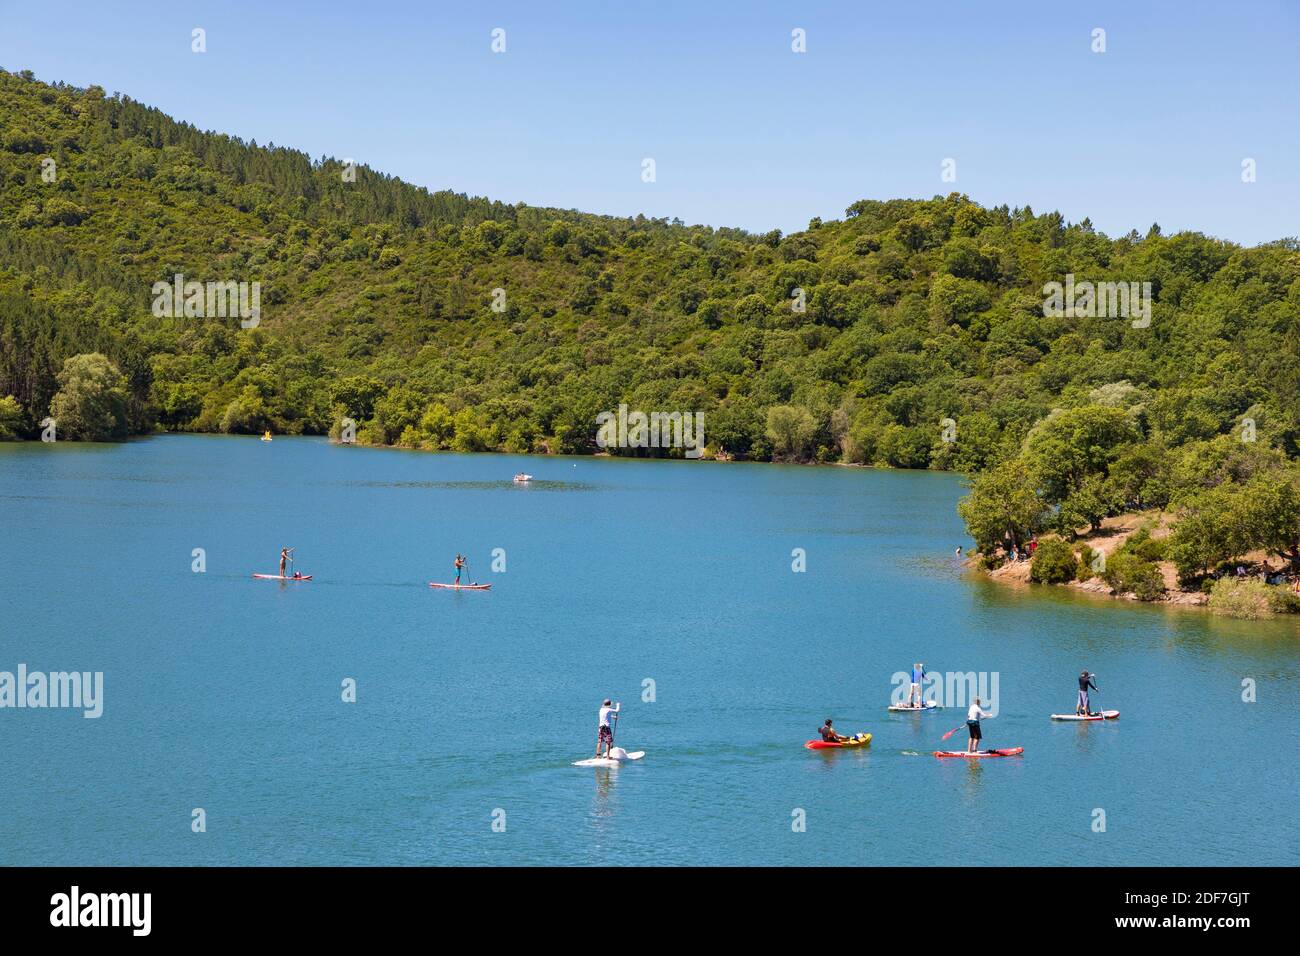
top-left (0, 435), bottom-right (1296, 865)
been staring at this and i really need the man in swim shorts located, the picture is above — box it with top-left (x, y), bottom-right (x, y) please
top-left (1077, 670), bottom-right (1098, 716)
top-left (967, 698), bottom-right (992, 753)
top-left (595, 698), bottom-right (620, 758)
top-left (907, 662), bottom-right (927, 707)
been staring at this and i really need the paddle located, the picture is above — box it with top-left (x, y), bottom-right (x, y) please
top-left (940, 723), bottom-right (966, 742)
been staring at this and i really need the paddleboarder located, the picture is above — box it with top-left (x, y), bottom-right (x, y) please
top-left (279, 547), bottom-right (294, 577)
top-left (595, 699), bottom-right (620, 758)
top-left (966, 698), bottom-right (993, 752)
top-left (906, 662), bottom-right (927, 708)
top-left (818, 718), bottom-right (849, 743)
top-left (1077, 670), bottom-right (1099, 716)
top-left (454, 553), bottom-right (466, 585)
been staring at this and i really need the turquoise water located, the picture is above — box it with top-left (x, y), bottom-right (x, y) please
top-left (0, 436), bottom-right (1296, 866)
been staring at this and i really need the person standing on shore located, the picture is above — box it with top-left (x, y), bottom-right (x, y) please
top-left (1077, 671), bottom-right (1099, 716)
top-left (966, 698), bottom-right (993, 753)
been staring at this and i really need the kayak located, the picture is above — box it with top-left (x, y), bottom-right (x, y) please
top-left (888, 702), bottom-right (940, 712)
top-left (804, 733), bottom-right (872, 750)
top-left (933, 747), bottom-right (1024, 758)
top-left (252, 573), bottom-right (312, 581)
top-left (429, 582), bottom-right (492, 590)
top-left (573, 749), bottom-right (645, 767)
top-left (1051, 710), bottom-right (1119, 721)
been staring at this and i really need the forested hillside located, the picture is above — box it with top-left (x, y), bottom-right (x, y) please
top-left (3, 68), bottom-right (1300, 606)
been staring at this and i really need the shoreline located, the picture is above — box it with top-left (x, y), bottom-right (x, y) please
top-left (967, 511), bottom-right (1300, 621)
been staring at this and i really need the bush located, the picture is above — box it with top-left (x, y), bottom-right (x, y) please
top-left (1117, 526), bottom-right (1167, 563)
top-left (1101, 552), bottom-right (1165, 601)
top-left (1030, 539), bottom-right (1079, 584)
top-left (1076, 544), bottom-right (1099, 580)
top-left (1208, 579), bottom-right (1273, 619)
top-left (1266, 586), bottom-right (1300, 615)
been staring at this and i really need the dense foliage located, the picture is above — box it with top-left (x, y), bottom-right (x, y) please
top-left (2, 69), bottom-right (1299, 590)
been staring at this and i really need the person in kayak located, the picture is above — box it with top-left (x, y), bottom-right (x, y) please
top-left (1077, 670), bottom-right (1099, 716)
top-left (279, 547), bottom-right (293, 577)
top-left (966, 698), bottom-right (993, 753)
top-left (595, 699), bottom-right (620, 758)
top-left (818, 718), bottom-right (849, 743)
top-left (906, 662), bottom-right (927, 708)
top-left (454, 553), bottom-right (466, 585)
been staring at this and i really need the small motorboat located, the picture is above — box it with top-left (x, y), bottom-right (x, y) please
top-left (513, 473), bottom-right (532, 483)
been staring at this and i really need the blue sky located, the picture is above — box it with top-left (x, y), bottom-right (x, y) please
top-left (2, 0), bottom-right (1297, 244)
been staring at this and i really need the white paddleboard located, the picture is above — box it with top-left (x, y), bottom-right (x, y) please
top-left (888, 702), bottom-right (939, 712)
top-left (573, 748), bottom-right (645, 767)
top-left (1050, 710), bottom-right (1119, 721)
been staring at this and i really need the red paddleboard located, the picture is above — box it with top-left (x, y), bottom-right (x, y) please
top-left (933, 747), bottom-right (1024, 758)
top-left (429, 582), bottom-right (492, 590)
top-left (252, 573), bottom-right (312, 581)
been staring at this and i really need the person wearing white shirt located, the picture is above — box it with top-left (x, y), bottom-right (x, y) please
top-left (966, 698), bottom-right (993, 753)
top-left (595, 699), bottom-right (620, 758)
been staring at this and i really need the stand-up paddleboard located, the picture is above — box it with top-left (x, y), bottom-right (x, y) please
top-left (429, 582), bottom-right (492, 590)
top-left (804, 733), bottom-right (872, 750)
top-left (252, 573), bottom-right (312, 581)
top-left (933, 747), bottom-right (1024, 758)
top-left (573, 747), bottom-right (645, 767)
top-left (888, 702), bottom-right (940, 712)
top-left (1051, 710), bottom-right (1119, 721)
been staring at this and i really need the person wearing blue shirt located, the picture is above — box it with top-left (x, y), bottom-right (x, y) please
top-left (906, 662), bottom-right (927, 708)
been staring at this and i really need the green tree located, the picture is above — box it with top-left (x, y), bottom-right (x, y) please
top-left (957, 458), bottom-right (1049, 553)
top-left (48, 354), bottom-right (130, 441)
top-left (0, 394), bottom-right (24, 439)
top-left (765, 405), bottom-right (816, 460)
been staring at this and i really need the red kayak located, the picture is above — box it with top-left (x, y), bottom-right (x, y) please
top-left (252, 573), bottom-right (312, 581)
top-left (429, 582), bottom-right (492, 591)
top-left (804, 733), bottom-right (871, 749)
top-left (933, 747), bottom-right (1024, 758)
